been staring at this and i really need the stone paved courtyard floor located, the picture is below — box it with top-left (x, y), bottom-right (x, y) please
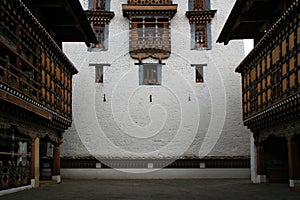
top-left (1, 179), bottom-right (300, 200)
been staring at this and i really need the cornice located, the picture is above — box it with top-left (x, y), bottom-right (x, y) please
top-left (185, 10), bottom-right (217, 24)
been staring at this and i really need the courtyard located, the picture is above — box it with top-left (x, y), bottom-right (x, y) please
top-left (1, 179), bottom-right (299, 200)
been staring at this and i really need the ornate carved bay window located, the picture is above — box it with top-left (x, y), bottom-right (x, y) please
top-left (86, 0), bottom-right (114, 49)
top-left (186, 0), bottom-right (216, 49)
top-left (122, 0), bottom-right (177, 62)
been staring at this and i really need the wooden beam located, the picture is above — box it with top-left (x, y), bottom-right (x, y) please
top-left (0, 90), bottom-right (52, 120)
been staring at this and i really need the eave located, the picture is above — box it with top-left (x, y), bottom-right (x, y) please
top-left (22, 0), bottom-right (98, 46)
top-left (122, 4), bottom-right (178, 18)
top-left (217, 0), bottom-right (293, 45)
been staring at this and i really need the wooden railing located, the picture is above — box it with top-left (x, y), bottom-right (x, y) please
top-left (0, 161), bottom-right (31, 190)
top-left (130, 27), bottom-right (170, 53)
top-left (61, 158), bottom-right (250, 169)
top-left (130, 38), bottom-right (170, 52)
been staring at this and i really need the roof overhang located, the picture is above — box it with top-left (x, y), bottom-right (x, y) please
top-left (122, 4), bottom-right (178, 19)
top-left (23, 0), bottom-right (97, 46)
top-left (217, 0), bottom-right (292, 45)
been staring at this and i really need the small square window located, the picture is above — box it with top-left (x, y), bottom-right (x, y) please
top-left (95, 65), bottom-right (103, 83)
top-left (139, 64), bottom-right (162, 85)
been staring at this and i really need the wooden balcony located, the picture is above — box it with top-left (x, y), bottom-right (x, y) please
top-left (0, 0), bottom-right (78, 130)
top-left (130, 37), bottom-right (170, 55)
top-left (129, 27), bottom-right (171, 61)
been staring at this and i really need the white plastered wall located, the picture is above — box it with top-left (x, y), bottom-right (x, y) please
top-left (61, 0), bottom-right (250, 161)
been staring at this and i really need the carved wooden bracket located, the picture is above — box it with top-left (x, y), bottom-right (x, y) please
top-left (85, 10), bottom-right (115, 25)
top-left (186, 10), bottom-right (217, 24)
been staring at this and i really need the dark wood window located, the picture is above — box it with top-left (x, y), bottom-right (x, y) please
top-left (196, 66), bottom-right (204, 83)
top-left (194, 0), bottom-right (206, 11)
top-left (195, 24), bottom-right (207, 48)
top-left (92, 25), bottom-right (105, 48)
top-left (272, 69), bottom-right (281, 99)
top-left (144, 65), bottom-right (157, 84)
top-left (95, 65), bottom-right (103, 83)
top-left (93, 0), bottom-right (105, 11)
top-left (140, 64), bottom-right (161, 85)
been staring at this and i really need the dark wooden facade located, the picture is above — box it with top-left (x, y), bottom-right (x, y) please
top-left (0, 0), bottom-right (96, 190)
top-left (217, 0), bottom-right (299, 187)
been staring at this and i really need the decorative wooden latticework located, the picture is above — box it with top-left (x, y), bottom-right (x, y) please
top-left (129, 18), bottom-right (171, 61)
top-left (237, 1), bottom-right (299, 131)
top-left (0, 0), bottom-right (77, 131)
top-left (0, 161), bottom-right (31, 190)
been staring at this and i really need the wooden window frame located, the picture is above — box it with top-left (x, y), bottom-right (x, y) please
top-left (131, 18), bottom-right (169, 50)
top-left (93, 0), bottom-right (106, 11)
top-left (92, 24), bottom-right (106, 49)
top-left (193, 0), bottom-right (206, 11)
top-left (139, 64), bottom-right (162, 85)
top-left (192, 64), bottom-right (206, 83)
top-left (195, 24), bottom-right (208, 48)
top-left (195, 66), bottom-right (204, 83)
top-left (95, 65), bottom-right (104, 83)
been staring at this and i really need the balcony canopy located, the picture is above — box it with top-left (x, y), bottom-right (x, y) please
top-left (217, 0), bottom-right (292, 45)
top-left (23, 0), bottom-right (97, 46)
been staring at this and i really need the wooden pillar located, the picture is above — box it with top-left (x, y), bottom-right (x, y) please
top-left (256, 143), bottom-right (265, 175)
top-left (255, 141), bottom-right (267, 183)
top-left (52, 144), bottom-right (61, 183)
top-left (287, 138), bottom-right (296, 187)
top-left (30, 138), bottom-right (35, 180)
top-left (31, 137), bottom-right (39, 187)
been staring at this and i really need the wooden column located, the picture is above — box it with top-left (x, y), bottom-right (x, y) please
top-left (30, 138), bottom-right (35, 179)
top-left (31, 137), bottom-right (39, 187)
top-left (256, 143), bottom-right (265, 175)
top-left (52, 142), bottom-right (61, 183)
top-left (52, 144), bottom-right (60, 176)
top-left (287, 138), bottom-right (296, 187)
